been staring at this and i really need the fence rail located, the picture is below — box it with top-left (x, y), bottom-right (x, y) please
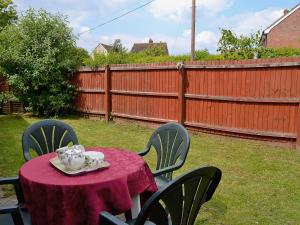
top-left (72, 58), bottom-right (300, 148)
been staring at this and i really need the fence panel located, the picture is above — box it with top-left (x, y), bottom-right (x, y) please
top-left (72, 70), bottom-right (105, 114)
top-left (110, 67), bottom-right (179, 122)
top-left (184, 66), bottom-right (300, 139)
top-left (72, 58), bottom-right (300, 148)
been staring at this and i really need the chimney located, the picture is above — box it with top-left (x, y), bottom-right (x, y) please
top-left (283, 9), bottom-right (289, 15)
top-left (149, 38), bottom-right (153, 44)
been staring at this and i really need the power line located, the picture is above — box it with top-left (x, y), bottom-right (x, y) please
top-left (99, 0), bottom-right (150, 20)
top-left (78, 0), bottom-right (155, 36)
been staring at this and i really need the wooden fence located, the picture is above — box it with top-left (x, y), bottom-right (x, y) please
top-left (0, 75), bottom-right (23, 114)
top-left (72, 57), bottom-right (300, 148)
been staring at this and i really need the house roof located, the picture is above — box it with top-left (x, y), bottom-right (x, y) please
top-left (93, 43), bottom-right (113, 53)
top-left (263, 3), bottom-right (300, 34)
top-left (131, 39), bottom-right (169, 54)
top-left (100, 43), bottom-right (113, 51)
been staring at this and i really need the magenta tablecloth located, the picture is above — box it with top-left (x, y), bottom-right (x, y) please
top-left (19, 147), bottom-right (157, 225)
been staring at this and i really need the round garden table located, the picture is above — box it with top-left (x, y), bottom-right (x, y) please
top-left (19, 147), bottom-right (157, 225)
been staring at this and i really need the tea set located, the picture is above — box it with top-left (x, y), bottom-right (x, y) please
top-left (56, 145), bottom-right (105, 171)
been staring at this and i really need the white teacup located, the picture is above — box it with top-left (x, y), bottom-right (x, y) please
top-left (83, 151), bottom-right (105, 167)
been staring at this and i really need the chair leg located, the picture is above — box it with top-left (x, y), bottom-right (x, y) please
top-left (124, 210), bottom-right (132, 221)
top-left (11, 209), bottom-right (24, 225)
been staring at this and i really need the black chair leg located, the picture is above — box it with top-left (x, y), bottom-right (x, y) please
top-left (124, 210), bottom-right (132, 221)
top-left (11, 209), bottom-right (24, 225)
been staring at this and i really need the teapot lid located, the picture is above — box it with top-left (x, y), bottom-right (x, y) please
top-left (66, 148), bottom-right (83, 155)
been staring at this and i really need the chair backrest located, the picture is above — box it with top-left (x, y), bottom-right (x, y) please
top-left (22, 119), bottom-right (79, 161)
top-left (134, 166), bottom-right (222, 225)
top-left (146, 122), bottom-right (190, 180)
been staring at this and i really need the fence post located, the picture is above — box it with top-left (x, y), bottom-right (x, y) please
top-left (297, 101), bottom-right (300, 150)
top-left (9, 101), bottom-right (13, 114)
top-left (104, 65), bottom-right (111, 122)
top-left (177, 62), bottom-right (186, 125)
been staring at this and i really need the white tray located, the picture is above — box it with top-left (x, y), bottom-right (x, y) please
top-left (49, 156), bottom-right (110, 175)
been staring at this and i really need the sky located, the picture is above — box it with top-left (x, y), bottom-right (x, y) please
top-left (14, 0), bottom-right (300, 54)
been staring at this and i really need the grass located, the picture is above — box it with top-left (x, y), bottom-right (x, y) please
top-left (0, 114), bottom-right (300, 225)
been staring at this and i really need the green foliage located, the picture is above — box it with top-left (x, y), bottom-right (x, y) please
top-left (109, 39), bottom-right (127, 54)
top-left (0, 9), bottom-right (83, 116)
top-left (195, 49), bottom-right (210, 60)
top-left (107, 52), bottom-right (128, 64)
top-left (83, 52), bottom-right (191, 67)
top-left (75, 47), bottom-right (90, 65)
top-left (258, 47), bottom-right (300, 58)
top-left (0, 91), bottom-right (16, 104)
top-left (216, 28), bottom-right (300, 60)
top-left (83, 30), bottom-right (300, 67)
top-left (195, 49), bottom-right (225, 60)
top-left (83, 45), bottom-right (300, 66)
top-left (217, 29), bottom-right (261, 59)
top-left (143, 44), bottom-right (167, 56)
top-left (0, 0), bottom-right (17, 31)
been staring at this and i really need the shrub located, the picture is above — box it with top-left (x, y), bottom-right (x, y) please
top-left (143, 45), bottom-right (168, 57)
top-left (258, 47), bottom-right (300, 58)
top-left (0, 9), bottom-right (84, 116)
top-left (217, 29), bottom-right (261, 59)
top-left (0, 0), bottom-right (17, 31)
top-left (0, 92), bottom-right (16, 104)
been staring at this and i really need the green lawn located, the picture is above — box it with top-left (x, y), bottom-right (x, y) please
top-left (0, 114), bottom-right (299, 225)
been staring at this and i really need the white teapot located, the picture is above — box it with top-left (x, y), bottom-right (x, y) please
top-left (56, 145), bottom-right (85, 171)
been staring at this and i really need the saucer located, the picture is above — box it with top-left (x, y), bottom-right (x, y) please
top-left (49, 156), bottom-right (109, 176)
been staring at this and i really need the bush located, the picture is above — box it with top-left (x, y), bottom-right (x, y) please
top-left (0, 0), bottom-right (17, 31)
top-left (83, 52), bottom-right (191, 67)
top-left (82, 33), bottom-right (300, 67)
top-left (0, 92), bottom-right (16, 104)
top-left (258, 47), bottom-right (300, 58)
top-left (143, 45), bottom-right (168, 57)
top-left (0, 9), bottom-right (84, 116)
top-left (217, 29), bottom-right (261, 60)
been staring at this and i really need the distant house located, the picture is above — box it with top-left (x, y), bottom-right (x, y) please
top-left (91, 43), bottom-right (113, 57)
top-left (131, 39), bottom-right (169, 55)
top-left (260, 3), bottom-right (300, 48)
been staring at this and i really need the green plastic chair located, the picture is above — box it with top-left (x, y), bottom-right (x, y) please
top-left (0, 177), bottom-right (31, 225)
top-left (22, 119), bottom-right (79, 161)
top-left (139, 122), bottom-right (190, 187)
top-left (100, 166), bottom-right (222, 225)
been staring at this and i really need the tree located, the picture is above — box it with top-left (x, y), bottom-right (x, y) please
top-left (195, 49), bottom-right (210, 60)
top-left (0, 0), bottom-right (17, 31)
top-left (143, 44), bottom-right (167, 56)
top-left (74, 47), bottom-right (90, 65)
top-left (217, 29), bottom-right (261, 59)
top-left (0, 9), bottom-right (84, 116)
top-left (110, 39), bottom-right (127, 54)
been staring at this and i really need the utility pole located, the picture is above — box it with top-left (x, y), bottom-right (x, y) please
top-left (191, 0), bottom-right (196, 61)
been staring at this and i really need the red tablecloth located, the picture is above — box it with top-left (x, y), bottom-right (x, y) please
top-left (19, 147), bottom-right (157, 225)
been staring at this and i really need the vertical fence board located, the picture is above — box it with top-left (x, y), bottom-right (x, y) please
top-left (73, 59), bottom-right (300, 147)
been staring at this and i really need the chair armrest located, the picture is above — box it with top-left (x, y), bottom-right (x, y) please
top-left (138, 147), bottom-right (150, 157)
top-left (0, 205), bottom-right (24, 225)
top-left (0, 177), bottom-right (24, 204)
top-left (152, 164), bottom-right (181, 177)
top-left (0, 205), bottom-right (19, 214)
top-left (0, 177), bottom-right (19, 185)
top-left (100, 211), bottom-right (128, 225)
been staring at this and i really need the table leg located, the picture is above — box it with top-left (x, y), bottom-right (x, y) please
top-left (131, 194), bottom-right (141, 219)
